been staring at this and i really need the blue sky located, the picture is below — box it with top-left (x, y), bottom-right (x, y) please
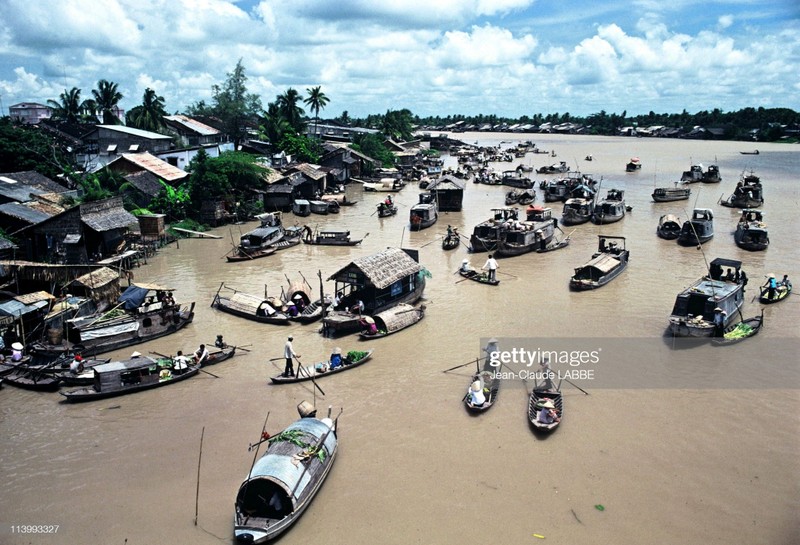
top-left (1, 0), bottom-right (798, 119)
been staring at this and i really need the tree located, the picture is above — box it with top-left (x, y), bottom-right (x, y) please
top-left (211, 59), bottom-right (262, 146)
top-left (352, 133), bottom-right (395, 170)
top-left (0, 117), bottom-right (74, 180)
top-left (92, 79), bottom-right (123, 124)
top-left (127, 88), bottom-right (168, 132)
top-left (47, 87), bottom-right (86, 123)
top-left (337, 110), bottom-right (351, 126)
top-left (279, 133), bottom-right (322, 164)
top-left (303, 86), bottom-right (330, 137)
top-left (259, 102), bottom-right (292, 144)
top-left (380, 109), bottom-right (414, 141)
top-left (276, 88), bottom-right (305, 134)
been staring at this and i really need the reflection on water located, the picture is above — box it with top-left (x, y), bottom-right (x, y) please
top-left (1, 134), bottom-right (798, 545)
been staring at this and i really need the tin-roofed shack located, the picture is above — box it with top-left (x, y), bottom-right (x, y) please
top-left (427, 176), bottom-right (465, 211)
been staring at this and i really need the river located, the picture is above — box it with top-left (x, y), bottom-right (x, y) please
top-left (1, 133), bottom-right (798, 545)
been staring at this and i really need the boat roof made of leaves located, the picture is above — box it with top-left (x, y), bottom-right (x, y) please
top-left (328, 247), bottom-right (421, 289)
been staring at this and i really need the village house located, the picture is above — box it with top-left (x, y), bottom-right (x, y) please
top-left (9, 102), bottom-right (52, 125)
top-left (80, 125), bottom-right (173, 168)
top-left (105, 152), bottom-right (189, 185)
top-left (163, 115), bottom-right (225, 147)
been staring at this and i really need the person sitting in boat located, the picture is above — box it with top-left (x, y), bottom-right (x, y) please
top-left (460, 258), bottom-right (473, 273)
top-left (385, 195), bottom-right (393, 206)
top-left (287, 301), bottom-right (299, 317)
top-left (293, 294), bottom-right (306, 312)
top-left (763, 274), bottom-right (778, 300)
top-left (11, 342), bottom-right (24, 362)
top-left (468, 380), bottom-right (486, 407)
top-left (537, 399), bottom-right (560, 424)
top-left (360, 316), bottom-right (378, 335)
top-left (193, 344), bottom-right (209, 365)
top-left (713, 307), bottom-right (727, 337)
top-left (333, 291), bottom-right (343, 310)
top-left (69, 353), bottom-right (85, 374)
top-left (214, 335), bottom-right (227, 349)
top-left (329, 347), bottom-right (343, 369)
top-left (724, 268), bottom-right (735, 281)
top-left (781, 274), bottom-right (791, 289)
top-left (173, 351), bottom-right (190, 374)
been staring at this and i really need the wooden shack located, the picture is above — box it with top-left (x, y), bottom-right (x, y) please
top-left (138, 214), bottom-right (166, 244)
top-left (427, 176), bottom-right (465, 211)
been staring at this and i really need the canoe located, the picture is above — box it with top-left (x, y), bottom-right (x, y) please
top-left (234, 411), bottom-right (339, 543)
top-left (528, 387), bottom-right (563, 432)
top-left (463, 364), bottom-right (500, 413)
top-left (3, 370), bottom-right (62, 391)
top-left (185, 345), bottom-right (237, 366)
top-left (358, 304), bottom-right (425, 339)
top-left (212, 286), bottom-right (290, 325)
top-left (712, 312), bottom-right (763, 346)
top-left (270, 350), bottom-right (374, 384)
top-left (759, 283), bottom-right (791, 304)
top-left (458, 269), bottom-right (499, 286)
top-left (226, 247), bottom-right (276, 262)
top-left (442, 233), bottom-right (460, 250)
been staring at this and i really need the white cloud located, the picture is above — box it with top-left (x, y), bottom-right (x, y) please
top-left (718, 14), bottom-right (734, 29)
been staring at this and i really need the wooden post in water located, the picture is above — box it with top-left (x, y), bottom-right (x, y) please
top-left (194, 426), bottom-right (205, 526)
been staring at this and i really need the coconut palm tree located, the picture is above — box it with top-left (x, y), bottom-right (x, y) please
top-left (303, 86), bottom-right (329, 138)
top-left (47, 87), bottom-right (86, 123)
top-left (127, 88), bottom-right (168, 132)
top-left (92, 79), bottom-right (123, 125)
top-left (276, 88), bottom-right (305, 133)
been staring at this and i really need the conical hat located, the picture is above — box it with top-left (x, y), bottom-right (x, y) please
top-left (540, 400), bottom-right (555, 409)
top-left (297, 401), bottom-right (317, 418)
top-left (470, 380), bottom-right (482, 392)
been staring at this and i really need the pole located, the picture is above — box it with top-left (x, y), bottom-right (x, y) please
top-left (194, 426), bottom-right (204, 526)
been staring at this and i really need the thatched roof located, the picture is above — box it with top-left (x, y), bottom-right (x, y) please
top-left (14, 291), bottom-right (55, 304)
top-left (71, 267), bottom-right (120, 289)
top-left (328, 248), bottom-right (421, 289)
top-left (80, 197), bottom-right (138, 232)
top-left (123, 170), bottom-right (164, 197)
top-left (373, 303), bottom-right (424, 332)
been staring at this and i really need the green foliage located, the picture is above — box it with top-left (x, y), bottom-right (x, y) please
top-left (149, 180), bottom-right (191, 221)
top-left (127, 88), bottom-right (168, 132)
top-left (279, 132), bottom-right (322, 163)
top-left (92, 79), bottom-right (123, 125)
top-left (380, 109), bottom-right (414, 141)
top-left (77, 173), bottom-right (113, 202)
top-left (0, 118), bottom-right (73, 179)
top-left (168, 218), bottom-right (206, 237)
top-left (352, 133), bottom-right (395, 169)
top-left (210, 59), bottom-right (262, 145)
top-left (47, 87), bottom-right (94, 123)
top-left (276, 88), bottom-right (306, 134)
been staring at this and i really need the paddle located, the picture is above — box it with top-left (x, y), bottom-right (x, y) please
top-left (443, 358), bottom-right (480, 373)
top-left (562, 376), bottom-right (590, 395)
top-left (295, 356), bottom-right (325, 396)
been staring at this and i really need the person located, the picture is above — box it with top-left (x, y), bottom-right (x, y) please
top-left (446, 225), bottom-right (454, 238)
top-left (540, 358), bottom-right (555, 391)
top-left (297, 400), bottom-right (316, 418)
top-left (11, 342), bottom-right (24, 362)
top-left (713, 307), bottom-right (727, 337)
top-left (781, 274), bottom-right (791, 289)
top-left (740, 269), bottom-right (748, 287)
top-left (293, 295), bottom-right (306, 312)
top-left (69, 353), bottom-right (84, 374)
top-left (193, 344), bottom-right (209, 365)
top-left (536, 229), bottom-right (546, 251)
top-left (287, 301), bottom-right (299, 317)
top-left (173, 350), bottom-right (190, 373)
top-left (333, 291), bottom-right (343, 310)
top-left (214, 335), bottom-right (227, 349)
top-left (329, 347), bottom-right (343, 369)
top-left (460, 258), bottom-right (472, 273)
top-left (537, 399), bottom-right (560, 424)
top-left (482, 254), bottom-right (498, 282)
top-left (467, 380), bottom-right (486, 407)
top-left (360, 316), bottom-right (378, 335)
top-left (350, 299), bottom-right (364, 315)
top-left (763, 274), bottom-right (778, 300)
top-left (283, 336), bottom-right (299, 377)
top-left (724, 268), bottom-right (734, 281)
top-left (385, 195), bottom-right (393, 206)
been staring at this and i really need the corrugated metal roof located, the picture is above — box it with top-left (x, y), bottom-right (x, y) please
top-left (97, 125), bottom-right (172, 140)
top-left (109, 152), bottom-right (188, 182)
top-left (164, 115), bottom-right (221, 136)
top-left (0, 202), bottom-right (52, 224)
top-left (0, 183), bottom-right (46, 203)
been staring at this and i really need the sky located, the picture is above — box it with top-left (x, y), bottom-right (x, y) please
top-left (0, 0), bottom-right (798, 120)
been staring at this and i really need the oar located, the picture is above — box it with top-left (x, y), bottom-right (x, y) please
top-left (295, 356), bottom-right (325, 396)
top-left (443, 358), bottom-right (480, 373)
top-left (562, 377), bottom-right (589, 395)
top-left (497, 270), bottom-right (517, 278)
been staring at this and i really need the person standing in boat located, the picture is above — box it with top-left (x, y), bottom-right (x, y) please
top-left (283, 336), bottom-right (300, 377)
top-left (713, 307), bottom-right (727, 337)
top-left (482, 254), bottom-right (498, 282)
top-left (763, 274), bottom-right (778, 300)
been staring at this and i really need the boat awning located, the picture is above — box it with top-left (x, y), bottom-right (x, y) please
top-left (229, 292), bottom-right (277, 315)
top-left (239, 418), bottom-right (336, 509)
top-left (583, 254), bottom-right (620, 274)
top-left (372, 304), bottom-right (421, 332)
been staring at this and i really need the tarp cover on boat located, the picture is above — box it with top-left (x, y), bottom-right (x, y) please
top-left (118, 285), bottom-right (150, 310)
top-left (237, 418), bottom-right (336, 512)
top-left (78, 321), bottom-right (140, 340)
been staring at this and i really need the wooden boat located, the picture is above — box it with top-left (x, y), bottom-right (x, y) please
top-left (358, 304), bottom-right (424, 339)
top-left (505, 190), bottom-right (520, 205)
top-left (528, 384), bottom-right (563, 432)
top-left (292, 199), bottom-right (311, 217)
top-left (322, 248), bottom-right (426, 336)
top-left (701, 164), bottom-right (722, 183)
top-left (759, 281), bottom-right (791, 304)
top-left (496, 207), bottom-right (556, 257)
top-left (270, 350), bottom-right (373, 384)
top-left (501, 170), bottom-right (534, 189)
top-left (677, 208), bottom-right (714, 246)
top-left (308, 200), bottom-right (330, 215)
top-left (682, 163), bottom-right (721, 184)
top-left (536, 237), bottom-right (570, 253)
top-left (362, 178), bottom-right (405, 192)
top-left (284, 279), bottom-right (329, 324)
top-left (464, 360), bottom-right (500, 413)
top-left (537, 161), bottom-right (568, 174)
top-left (442, 231), bottom-right (460, 250)
top-left (236, 225), bottom-right (286, 254)
top-left (29, 285), bottom-right (195, 359)
top-left (409, 194), bottom-right (438, 231)
top-left (3, 369), bottom-right (62, 391)
top-left (270, 227), bottom-right (303, 251)
top-left (376, 203), bottom-right (398, 217)
top-left (740, 150), bottom-right (760, 155)
top-left (60, 355), bottom-right (199, 402)
top-left (544, 180), bottom-right (569, 202)
top-left (592, 189), bottom-right (626, 224)
top-left (57, 358), bottom-right (116, 386)
top-left (234, 409), bottom-right (339, 543)
top-left (569, 236), bottom-right (629, 290)
top-left (652, 184), bottom-right (691, 202)
top-left (193, 345), bottom-right (237, 366)
top-left (657, 214), bottom-right (682, 240)
top-left (458, 268), bottom-right (499, 286)
top-left (625, 157), bottom-right (642, 172)
top-left (712, 312), bottom-right (764, 346)
top-left (469, 208), bottom-right (519, 252)
top-left (720, 171), bottom-right (763, 209)
top-left (668, 258), bottom-right (745, 337)
top-left (302, 229), bottom-right (363, 246)
top-left (561, 197), bottom-right (594, 226)
top-left (226, 246), bottom-right (276, 262)
top-left (517, 189), bottom-right (535, 205)
top-left (211, 284), bottom-right (290, 325)
top-left (734, 209), bottom-right (769, 251)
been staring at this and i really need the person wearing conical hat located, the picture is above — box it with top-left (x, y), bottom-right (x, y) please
top-left (713, 307), bottom-right (727, 337)
top-left (329, 347), bottom-right (343, 369)
top-left (460, 258), bottom-right (472, 273)
top-left (763, 273), bottom-right (778, 301)
top-left (467, 379), bottom-right (486, 406)
top-left (11, 342), bottom-right (24, 362)
top-left (537, 398), bottom-right (560, 424)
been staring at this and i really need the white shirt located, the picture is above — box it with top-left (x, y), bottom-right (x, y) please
top-left (469, 388), bottom-right (486, 406)
top-left (483, 258), bottom-right (498, 271)
top-left (284, 341), bottom-right (296, 359)
top-left (195, 347), bottom-right (209, 363)
top-left (174, 355), bottom-right (189, 370)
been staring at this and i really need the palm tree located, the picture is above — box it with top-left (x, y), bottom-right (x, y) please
top-left (260, 102), bottom-right (292, 144)
top-left (127, 88), bottom-right (168, 132)
top-left (92, 79), bottom-right (123, 124)
top-left (303, 86), bottom-right (330, 138)
top-left (47, 87), bottom-right (85, 123)
top-left (275, 88), bottom-right (305, 133)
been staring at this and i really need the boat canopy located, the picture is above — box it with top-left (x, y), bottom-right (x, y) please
top-left (236, 418), bottom-right (336, 515)
top-left (371, 304), bottom-right (422, 333)
top-left (578, 254), bottom-right (620, 275)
